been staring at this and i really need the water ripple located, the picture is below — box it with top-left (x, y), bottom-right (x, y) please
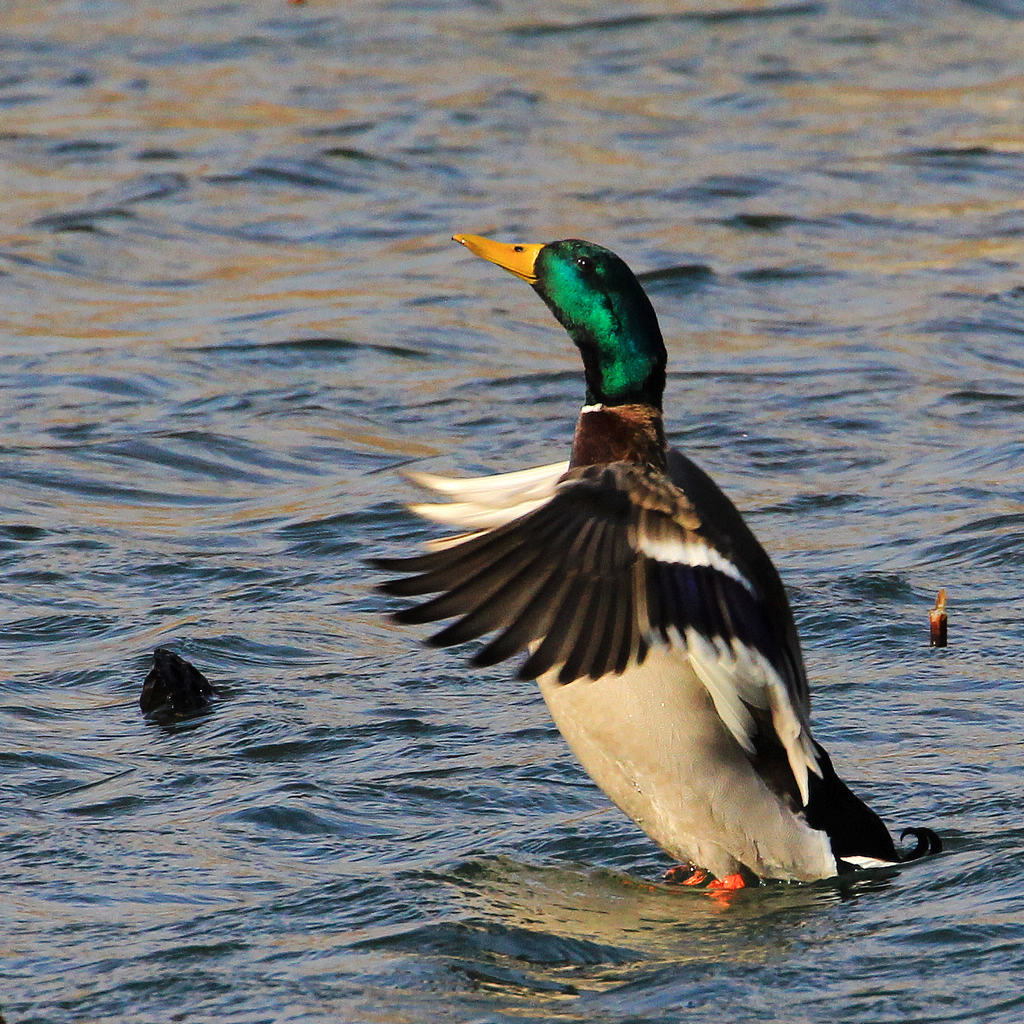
top-left (4, 3), bottom-right (1024, 1023)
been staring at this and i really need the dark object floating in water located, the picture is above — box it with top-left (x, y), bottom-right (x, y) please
top-left (929, 589), bottom-right (948, 648)
top-left (140, 648), bottom-right (214, 715)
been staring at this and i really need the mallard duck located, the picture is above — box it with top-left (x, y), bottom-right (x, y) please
top-left (373, 233), bottom-right (940, 888)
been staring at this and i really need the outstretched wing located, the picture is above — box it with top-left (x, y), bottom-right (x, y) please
top-left (373, 457), bottom-right (819, 804)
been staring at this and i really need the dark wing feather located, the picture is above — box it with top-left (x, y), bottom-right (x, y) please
top-left (472, 567), bottom-right (575, 668)
top-left (376, 460), bottom-right (800, 688)
top-left (662, 448), bottom-right (812, 721)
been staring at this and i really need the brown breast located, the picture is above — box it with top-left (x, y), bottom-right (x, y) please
top-left (570, 404), bottom-right (666, 471)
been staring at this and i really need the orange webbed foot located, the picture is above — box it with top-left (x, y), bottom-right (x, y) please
top-left (664, 863), bottom-right (709, 886)
top-left (707, 872), bottom-right (746, 892)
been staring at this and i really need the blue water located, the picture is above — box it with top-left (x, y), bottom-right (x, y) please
top-left (3, 1), bottom-right (1024, 1021)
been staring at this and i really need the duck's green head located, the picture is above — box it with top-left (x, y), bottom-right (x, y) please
top-left (454, 234), bottom-right (666, 409)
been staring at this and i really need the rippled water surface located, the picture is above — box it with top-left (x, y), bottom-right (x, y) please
top-left (3, 1), bottom-right (1024, 1021)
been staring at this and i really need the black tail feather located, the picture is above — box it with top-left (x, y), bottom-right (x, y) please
top-left (897, 826), bottom-right (943, 862)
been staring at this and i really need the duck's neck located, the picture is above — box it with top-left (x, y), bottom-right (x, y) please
top-left (570, 403), bottom-right (666, 471)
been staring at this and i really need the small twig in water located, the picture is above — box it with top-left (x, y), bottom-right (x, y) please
top-left (929, 589), bottom-right (948, 648)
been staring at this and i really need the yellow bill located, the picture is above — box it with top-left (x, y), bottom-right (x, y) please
top-left (452, 234), bottom-right (544, 284)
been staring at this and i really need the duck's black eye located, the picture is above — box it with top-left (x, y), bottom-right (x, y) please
top-left (576, 256), bottom-right (593, 272)
top-left (513, 245), bottom-right (524, 253)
